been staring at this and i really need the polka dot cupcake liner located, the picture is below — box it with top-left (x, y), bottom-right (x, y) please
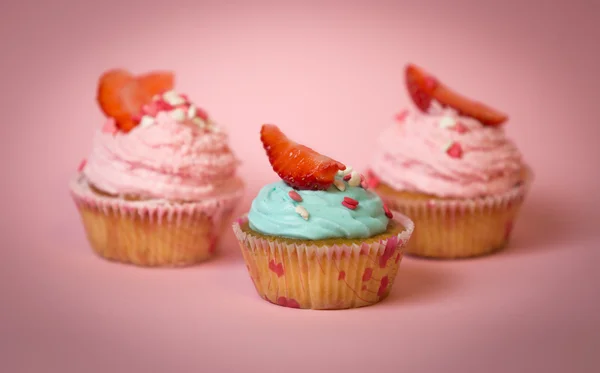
top-left (232, 212), bottom-right (414, 310)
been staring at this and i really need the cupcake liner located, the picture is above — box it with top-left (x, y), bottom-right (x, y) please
top-left (378, 167), bottom-right (533, 259)
top-left (69, 174), bottom-right (244, 266)
top-left (232, 212), bottom-right (414, 310)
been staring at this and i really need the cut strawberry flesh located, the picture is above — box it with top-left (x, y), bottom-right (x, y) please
top-left (260, 124), bottom-right (345, 190)
top-left (96, 69), bottom-right (134, 122)
top-left (405, 64), bottom-right (507, 126)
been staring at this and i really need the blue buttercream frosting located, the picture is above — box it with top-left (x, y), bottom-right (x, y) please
top-left (248, 178), bottom-right (389, 240)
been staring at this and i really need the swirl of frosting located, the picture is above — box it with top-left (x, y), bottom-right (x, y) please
top-left (369, 105), bottom-right (524, 198)
top-left (248, 179), bottom-right (389, 240)
top-left (84, 112), bottom-right (240, 200)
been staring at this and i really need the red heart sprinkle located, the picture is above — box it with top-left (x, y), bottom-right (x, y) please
top-left (446, 142), bottom-right (463, 159)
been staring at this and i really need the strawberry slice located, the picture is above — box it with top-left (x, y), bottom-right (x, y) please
top-left (260, 124), bottom-right (346, 190)
top-left (96, 69), bottom-right (134, 123)
top-left (405, 64), bottom-right (508, 126)
top-left (136, 71), bottom-right (174, 97)
top-left (97, 69), bottom-right (175, 132)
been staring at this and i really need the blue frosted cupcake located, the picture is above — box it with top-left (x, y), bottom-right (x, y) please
top-left (232, 124), bottom-right (414, 310)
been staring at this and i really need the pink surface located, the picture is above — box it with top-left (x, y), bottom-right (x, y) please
top-left (2, 0), bottom-right (599, 372)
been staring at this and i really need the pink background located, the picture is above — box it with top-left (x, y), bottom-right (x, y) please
top-left (2, 0), bottom-right (599, 371)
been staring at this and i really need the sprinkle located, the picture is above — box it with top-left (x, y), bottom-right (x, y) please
top-left (142, 103), bottom-right (159, 117)
top-left (347, 171), bottom-right (361, 187)
top-left (333, 179), bottom-right (346, 191)
top-left (77, 158), bottom-right (87, 172)
top-left (343, 174), bottom-right (352, 181)
top-left (445, 141), bottom-right (463, 159)
top-left (170, 108), bottom-right (187, 122)
top-left (337, 165), bottom-right (353, 177)
top-left (196, 107), bottom-right (209, 121)
top-left (139, 116), bottom-right (156, 128)
top-left (163, 90), bottom-right (186, 106)
top-left (187, 105), bottom-right (197, 119)
top-left (180, 94), bottom-right (189, 102)
top-left (288, 190), bottom-right (302, 202)
top-left (439, 116), bottom-right (456, 129)
top-left (295, 205), bottom-right (309, 220)
top-left (343, 197), bottom-right (359, 206)
top-left (359, 174), bottom-right (369, 189)
top-left (155, 100), bottom-right (174, 111)
top-left (454, 122), bottom-right (469, 134)
top-left (193, 117), bottom-right (207, 128)
top-left (395, 110), bottom-right (408, 122)
top-left (366, 170), bottom-right (380, 188)
top-left (342, 201), bottom-right (357, 210)
top-left (383, 204), bottom-right (393, 219)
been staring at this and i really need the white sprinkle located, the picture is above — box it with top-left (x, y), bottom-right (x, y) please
top-left (333, 179), bottom-right (346, 191)
top-left (139, 116), bottom-right (155, 128)
top-left (169, 108), bottom-right (186, 122)
top-left (192, 117), bottom-right (206, 127)
top-left (295, 205), bottom-right (309, 220)
top-left (337, 165), bottom-right (353, 176)
top-left (348, 171), bottom-right (361, 187)
top-left (163, 90), bottom-right (186, 106)
top-left (187, 105), bottom-right (197, 119)
top-left (439, 116), bottom-right (456, 129)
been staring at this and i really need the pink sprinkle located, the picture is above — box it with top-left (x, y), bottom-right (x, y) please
top-left (343, 197), bottom-right (359, 206)
top-left (77, 158), bottom-right (87, 172)
top-left (288, 190), bottom-right (302, 202)
top-left (395, 110), bottom-right (408, 122)
top-left (180, 93), bottom-right (189, 102)
top-left (446, 142), bottom-right (463, 159)
top-left (366, 170), bottom-right (380, 188)
top-left (383, 204), bottom-right (393, 219)
top-left (343, 174), bottom-right (352, 181)
top-left (142, 102), bottom-right (159, 117)
top-left (155, 100), bottom-right (174, 111)
top-left (195, 107), bottom-right (209, 121)
top-left (454, 122), bottom-right (469, 134)
top-left (342, 201), bottom-right (357, 210)
top-left (131, 113), bottom-right (142, 123)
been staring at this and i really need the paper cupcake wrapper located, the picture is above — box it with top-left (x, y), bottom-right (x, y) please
top-left (70, 174), bottom-right (244, 266)
top-left (379, 167), bottom-right (533, 259)
top-left (232, 212), bottom-right (414, 310)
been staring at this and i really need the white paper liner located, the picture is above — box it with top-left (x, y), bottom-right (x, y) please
top-left (377, 167), bottom-right (533, 259)
top-left (70, 173), bottom-right (244, 266)
top-left (232, 212), bottom-right (414, 310)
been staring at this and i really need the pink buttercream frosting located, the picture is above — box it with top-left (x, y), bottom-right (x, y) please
top-left (83, 112), bottom-right (241, 201)
top-left (369, 105), bottom-right (525, 198)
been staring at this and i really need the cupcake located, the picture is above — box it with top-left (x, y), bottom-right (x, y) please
top-left (232, 124), bottom-right (414, 309)
top-left (367, 64), bottom-right (531, 259)
top-left (70, 69), bottom-right (244, 266)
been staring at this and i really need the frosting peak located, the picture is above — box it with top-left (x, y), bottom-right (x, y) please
top-left (83, 113), bottom-right (240, 201)
top-left (248, 177), bottom-right (390, 240)
top-left (370, 106), bottom-right (524, 198)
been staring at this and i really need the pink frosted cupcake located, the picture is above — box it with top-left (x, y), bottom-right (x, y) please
top-left (367, 64), bottom-right (532, 259)
top-left (70, 69), bottom-right (244, 266)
